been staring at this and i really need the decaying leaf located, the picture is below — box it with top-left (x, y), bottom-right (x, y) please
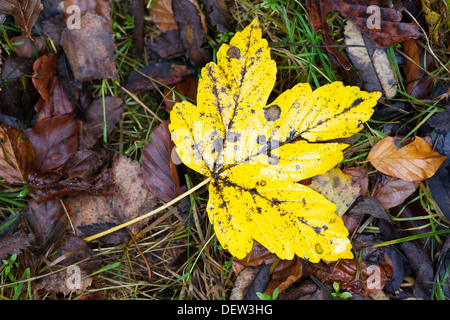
top-left (169, 20), bottom-right (381, 261)
top-left (142, 120), bottom-right (181, 203)
top-left (65, 154), bottom-right (157, 245)
top-left (0, 0), bottom-right (43, 39)
top-left (201, 0), bottom-right (231, 33)
top-left (61, 13), bottom-right (119, 82)
top-left (0, 231), bottom-right (35, 261)
top-left (344, 19), bottom-right (397, 98)
top-left (403, 39), bottom-right (435, 99)
top-left (308, 167), bottom-right (361, 217)
top-left (32, 53), bottom-right (57, 102)
top-left (305, 0), bottom-right (420, 70)
top-left (148, 0), bottom-right (178, 31)
top-left (367, 136), bottom-right (447, 182)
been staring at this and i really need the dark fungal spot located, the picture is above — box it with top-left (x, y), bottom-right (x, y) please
top-left (264, 105), bottom-right (281, 121)
top-left (256, 135), bottom-right (266, 145)
top-left (260, 180), bottom-right (266, 187)
top-left (357, 119), bottom-right (363, 128)
top-left (250, 188), bottom-right (259, 195)
top-left (315, 243), bottom-right (324, 254)
top-left (227, 46), bottom-right (240, 59)
top-left (314, 227), bottom-right (322, 234)
top-left (350, 98), bottom-right (364, 108)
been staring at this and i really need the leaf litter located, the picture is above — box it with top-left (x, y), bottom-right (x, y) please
top-left (0, 0), bottom-right (449, 301)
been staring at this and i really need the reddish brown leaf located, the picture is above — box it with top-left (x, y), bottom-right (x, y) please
top-left (32, 53), bottom-right (57, 101)
top-left (305, 0), bottom-right (419, 70)
top-left (25, 113), bottom-right (79, 172)
top-left (162, 75), bottom-right (198, 112)
top-left (34, 76), bottom-right (76, 118)
top-left (142, 120), bottom-right (181, 203)
top-left (232, 241), bottom-right (303, 297)
top-left (0, 0), bottom-right (43, 39)
top-left (342, 167), bottom-right (370, 198)
top-left (61, 13), bottom-right (119, 82)
top-left (0, 123), bottom-right (35, 184)
top-left (367, 136), bottom-right (447, 182)
top-left (64, 0), bottom-right (112, 24)
top-left (371, 173), bottom-right (420, 210)
top-left (403, 39), bottom-right (435, 99)
top-left (147, 0), bottom-right (178, 31)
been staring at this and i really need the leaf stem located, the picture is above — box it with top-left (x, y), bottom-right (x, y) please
top-left (83, 176), bottom-right (212, 242)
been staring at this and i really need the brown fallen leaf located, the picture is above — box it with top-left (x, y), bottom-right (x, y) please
top-left (145, 29), bottom-right (185, 61)
top-left (342, 167), bottom-right (370, 198)
top-left (232, 241), bottom-right (303, 297)
top-left (65, 154), bottom-right (158, 245)
top-left (162, 75), bottom-right (198, 112)
top-left (0, 231), bottom-right (35, 261)
top-left (147, 0), bottom-right (178, 31)
top-left (142, 120), bottom-right (181, 203)
top-left (403, 39), bottom-right (435, 99)
top-left (371, 173), bottom-right (420, 210)
top-left (34, 75), bottom-right (76, 119)
top-left (172, 0), bottom-right (210, 67)
top-left (201, 0), bottom-right (231, 33)
top-left (367, 136), bottom-right (447, 182)
top-left (32, 53), bottom-right (57, 102)
top-left (64, 0), bottom-right (112, 25)
top-left (10, 35), bottom-right (45, 58)
top-left (28, 151), bottom-right (114, 203)
top-left (305, 0), bottom-right (419, 70)
top-left (61, 13), bottom-right (119, 82)
top-left (0, 123), bottom-right (35, 184)
top-left (25, 113), bottom-right (79, 172)
top-left (0, 0), bottom-right (43, 39)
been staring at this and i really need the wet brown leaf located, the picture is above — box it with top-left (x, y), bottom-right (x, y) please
top-left (32, 53), bottom-right (57, 102)
top-left (0, 231), bottom-right (35, 261)
top-left (162, 75), bottom-right (198, 112)
top-left (148, 0), bottom-right (178, 31)
top-left (305, 0), bottom-right (419, 70)
top-left (0, 0), bottom-right (43, 39)
top-left (371, 173), bottom-right (420, 210)
top-left (145, 29), bottom-right (185, 61)
top-left (142, 120), bottom-right (181, 203)
top-left (0, 123), bottom-right (35, 184)
top-left (10, 35), bottom-right (45, 58)
top-left (367, 136), bottom-right (447, 182)
top-left (201, 0), bottom-right (231, 33)
top-left (25, 113), bottom-right (79, 172)
top-left (403, 39), bottom-right (435, 99)
top-left (61, 13), bottom-right (119, 82)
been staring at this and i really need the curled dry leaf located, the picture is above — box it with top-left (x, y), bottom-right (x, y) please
top-left (367, 136), bottom-right (447, 182)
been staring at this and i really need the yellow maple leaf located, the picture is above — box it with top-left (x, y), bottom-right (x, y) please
top-left (169, 19), bottom-right (381, 262)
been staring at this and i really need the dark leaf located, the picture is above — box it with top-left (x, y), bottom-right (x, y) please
top-left (61, 13), bottom-right (119, 81)
top-left (32, 234), bottom-right (102, 295)
top-left (162, 75), bottom-right (198, 112)
top-left (305, 0), bottom-right (419, 70)
top-left (403, 39), bottom-right (434, 99)
top-left (124, 61), bottom-right (196, 91)
top-left (0, 231), bottom-right (35, 261)
top-left (22, 198), bottom-right (68, 255)
top-left (172, 0), bottom-right (211, 67)
top-left (0, 55), bottom-right (39, 128)
top-left (79, 96), bottom-right (124, 150)
top-left (0, 0), bottom-right (43, 38)
top-left (10, 35), bottom-right (45, 58)
top-left (145, 29), bottom-right (185, 61)
top-left (132, 0), bottom-right (144, 54)
top-left (25, 113), bottom-right (79, 172)
top-left (201, 0), bottom-right (231, 33)
top-left (142, 120), bottom-right (181, 203)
